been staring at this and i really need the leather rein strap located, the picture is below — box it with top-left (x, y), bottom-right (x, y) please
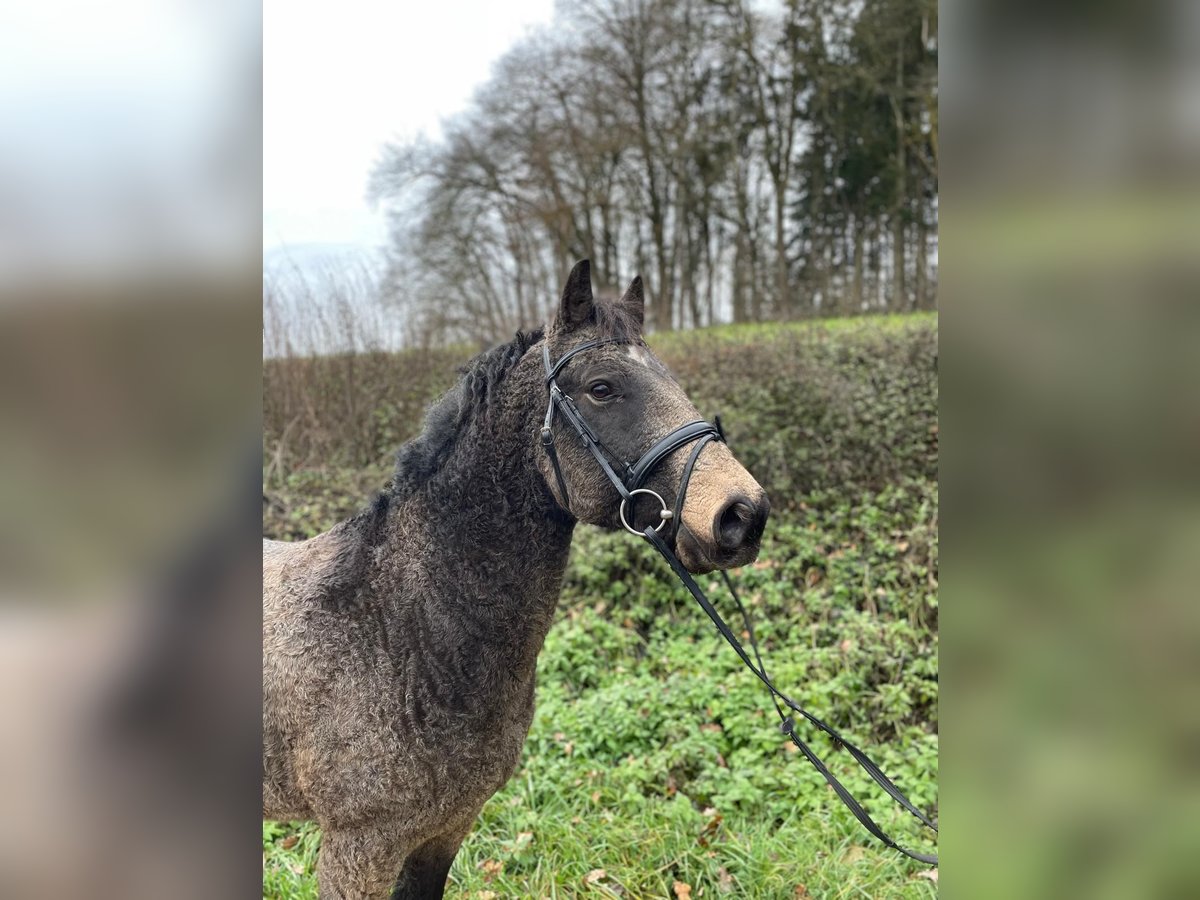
top-left (540, 338), bottom-right (938, 865)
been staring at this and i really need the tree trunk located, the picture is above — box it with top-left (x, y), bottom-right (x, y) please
top-left (892, 36), bottom-right (907, 311)
top-left (732, 238), bottom-right (746, 323)
top-left (774, 185), bottom-right (789, 320)
top-left (914, 214), bottom-right (927, 310)
top-left (853, 221), bottom-right (865, 314)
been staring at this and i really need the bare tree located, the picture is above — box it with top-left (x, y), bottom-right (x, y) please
top-left (367, 0), bottom-right (937, 345)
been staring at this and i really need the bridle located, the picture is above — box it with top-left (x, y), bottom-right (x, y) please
top-left (539, 336), bottom-right (939, 866)
top-left (540, 338), bottom-right (724, 537)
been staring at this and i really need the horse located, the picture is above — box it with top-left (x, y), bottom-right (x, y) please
top-left (263, 260), bottom-right (770, 898)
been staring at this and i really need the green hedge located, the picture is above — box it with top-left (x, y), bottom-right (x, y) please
top-left (264, 315), bottom-right (937, 505)
top-left (660, 318), bottom-right (937, 510)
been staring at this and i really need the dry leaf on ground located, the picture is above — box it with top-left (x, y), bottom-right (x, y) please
top-left (717, 866), bottom-right (735, 893)
top-left (477, 859), bottom-right (504, 880)
top-left (841, 845), bottom-right (866, 865)
top-left (512, 831), bottom-right (533, 850)
top-left (698, 810), bottom-right (724, 846)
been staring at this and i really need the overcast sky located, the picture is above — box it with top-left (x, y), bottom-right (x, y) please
top-left (263, 0), bottom-right (555, 255)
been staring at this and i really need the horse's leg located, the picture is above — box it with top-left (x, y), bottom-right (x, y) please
top-left (317, 824), bottom-right (408, 899)
top-left (388, 823), bottom-right (473, 900)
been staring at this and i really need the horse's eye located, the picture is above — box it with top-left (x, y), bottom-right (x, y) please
top-left (589, 382), bottom-right (613, 401)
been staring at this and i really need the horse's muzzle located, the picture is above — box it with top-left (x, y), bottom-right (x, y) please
top-left (677, 491), bottom-right (769, 573)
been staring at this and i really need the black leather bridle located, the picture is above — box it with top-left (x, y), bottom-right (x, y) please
top-left (539, 337), bottom-right (938, 866)
top-left (540, 338), bottom-right (724, 536)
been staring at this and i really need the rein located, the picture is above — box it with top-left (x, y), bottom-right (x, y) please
top-left (540, 338), bottom-right (939, 866)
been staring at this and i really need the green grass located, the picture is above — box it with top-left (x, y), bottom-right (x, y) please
top-left (265, 805), bottom-right (935, 899)
top-left (645, 311), bottom-right (937, 355)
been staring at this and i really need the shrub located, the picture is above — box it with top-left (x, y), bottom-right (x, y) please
top-left (263, 316), bottom-right (938, 507)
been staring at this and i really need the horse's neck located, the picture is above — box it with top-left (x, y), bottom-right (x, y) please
top-left (373, 414), bottom-right (575, 689)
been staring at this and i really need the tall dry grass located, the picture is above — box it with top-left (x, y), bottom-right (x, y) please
top-left (263, 261), bottom-right (473, 480)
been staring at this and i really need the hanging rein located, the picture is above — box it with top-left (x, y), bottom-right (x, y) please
top-left (539, 337), bottom-right (938, 866)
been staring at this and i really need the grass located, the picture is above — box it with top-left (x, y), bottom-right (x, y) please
top-left (645, 311), bottom-right (937, 355)
top-left (265, 806), bottom-right (935, 899)
top-left (262, 313), bottom-right (938, 897)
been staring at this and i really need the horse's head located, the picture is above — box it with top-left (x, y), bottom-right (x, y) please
top-left (538, 260), bottom-right (769, 574)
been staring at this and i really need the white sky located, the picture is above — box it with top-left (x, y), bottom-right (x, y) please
top-left (1, 0), bottom-right (259, 283)
top-left (263, 0), bottom-right (555, 253)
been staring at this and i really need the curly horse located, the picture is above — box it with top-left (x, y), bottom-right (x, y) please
top-left (263, 261), bottom-right (768, 898)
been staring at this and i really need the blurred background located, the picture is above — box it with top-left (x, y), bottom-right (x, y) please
top-left (942, 1), bottom-right (1200, 898)
top-left (0, 1), bottom-right (262, 898)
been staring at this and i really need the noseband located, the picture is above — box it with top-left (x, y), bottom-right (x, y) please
top-left (539, 338), bottom-right (723, 536)
top-left (536, 336), bottom-right (938, 866)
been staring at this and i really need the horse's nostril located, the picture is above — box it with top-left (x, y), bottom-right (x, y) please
top-left (711, 493), bottom-right (769, 556)
top-left (715, 495), bottom-right (756, 550)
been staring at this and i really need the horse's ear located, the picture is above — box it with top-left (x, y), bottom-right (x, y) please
top-left (620, 275), bottom-right (645, 331)
top-left (556, 259), bottom-right (593, 332)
